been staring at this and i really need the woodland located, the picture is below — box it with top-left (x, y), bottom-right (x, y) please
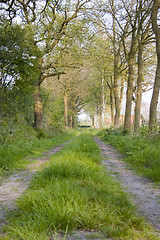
top-left (1, 1), bottom-right (160, 239)
top-left (0, 0), bottom-right (160, 134)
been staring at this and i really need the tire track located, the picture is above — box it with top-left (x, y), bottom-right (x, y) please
top-left (94, 136), bottom-right (160, 234)
top-left (0, 144), bottom-right (65, 232)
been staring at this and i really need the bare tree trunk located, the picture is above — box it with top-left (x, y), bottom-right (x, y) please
top-left (119, 71), bottom-right (125, 114)
top-left (33, 61), bottom-right (44, 129)
top-left (107, 77), bottom-right (114, 125)
top-left (124, 56), bottom-right (134, 130)
top-left (69, 98), bottom-right (77, 129)
top-left (134, 40), bottom-right (143, 133)
top-left (94, 104), bottom-right (99, 128)
top-left (91, 113), bottom-right (95, 127)
top-left (112, 0), bottom-right (120, 128)
top-left (100, 100), bottom-right (103, 129)
top-left (122, 0), bottom-right (143, 131)
top-left (96, 103), bottom-right (100, 128)
top-left (64, 88), bottom-right (68, 128)
top-left (72, 112), bottom-right (76, 128)
top-left (110, 87), bottom-right (114, 126)
top-left (70, 111), bottom-right (76, 128)
top-left (149, 0), bottom-right (160, 129)
top-left (100, 77), bottom-right (105, 129)
top-left (149, 62), bottom-right (160, 129)
top-left (114, 64), bottom-right (121, 128)
top-left (34, 86), bottom-right (43, 129)
top-left (70, 114), bottom-right (73, 128)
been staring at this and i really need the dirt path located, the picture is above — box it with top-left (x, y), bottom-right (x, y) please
top-left (94, 136), bottom-right (160, 233)
top-left (1, 136), bottom-right (160, 239)
top-left (0, 139), bottom-right (111, 240)
top-left (0, 144), bottom-right (65, 232)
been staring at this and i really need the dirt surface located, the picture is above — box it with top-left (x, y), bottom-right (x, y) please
top-left (0, 140), bottom-right (112, 240)
top-left (51, 230), bottom-right (110, 240)
top-left (94, 136), bottom-right (160, 234)
top-left (1, 136), bottom-right (160, 239)
top-left (0, 144), bottom-right (65, 231)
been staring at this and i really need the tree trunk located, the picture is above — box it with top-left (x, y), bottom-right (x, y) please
top-left (119, 71), bottom-right (125, 114)
top-left (124, 56), bottom-right (134, 131)
top-left (95, 103), bottom-right (99, 128)
top-left (107, 77), bottom-right (114, 125)
top-left (100, 77), bottom-right (105, 129)
top-left (112, 0), bottom-right (120, 128)
top-left (100, 98), bottom-right (103, 129)
top-left (72, 112), bottom-right (76, 128)
top-left (91, 113), bottom-right (95, 127)
top-left (64, 88), bottom-right (68, 128)
top-left (149, 60), bottom-right (160, 129)
top-left (114, 63), bottom-right (120, 128)
top-left (149, 0), bottom-right (160, 129)
top-left (110, 87), bottom-right (114, 126)
top-left (34, 86), bottom-right (43, 129)
top-left (134, 41), bottom-right (143, 133)
top-left (70, 114), bottom-right (73, 128)
top-left (70, 112), bottom-right (76, 128)
top-left (69, 98), bottom-right (77, 129)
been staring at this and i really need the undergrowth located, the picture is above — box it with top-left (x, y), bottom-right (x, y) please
top-left (3, 133), bottom-right (158, 239)
top-left (97, 128), bottom-right (160, 183)
top-left (0, 125), bottom-right (76, 176)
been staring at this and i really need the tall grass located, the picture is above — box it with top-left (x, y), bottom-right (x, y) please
top-left (3, 133), bottom-right (158, 239)
top-left (97, 128), bottom-right (160, 183)
top-left (0, 126), bottom-right (75, 175)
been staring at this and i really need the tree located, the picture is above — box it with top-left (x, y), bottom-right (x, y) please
top-left (134, 0), bottom-right (152, 133)
top-left (93, 0), bottom-right (128, 128)
top-left (149, 0), bottom-right (160, 129)
top-left (107, 76), bottom-right (114, 125)
top-left (121, 1), bottom-right (140, 131)
top-left (110, 0), bottom-right (122, 128)
top-left (1, 0), bottom-right (91, 129)
top-left (85, 33), bottom-right (113, 128)
top-left (0, 22), bottom-right (39, 123)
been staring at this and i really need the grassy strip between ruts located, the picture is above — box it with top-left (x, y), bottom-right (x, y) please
top-left (2, 133), bottom-right (159, 239)
top-left (97, 129), bottom-right (160, 183)
top-left (0, 129), bottom-right (76, 178)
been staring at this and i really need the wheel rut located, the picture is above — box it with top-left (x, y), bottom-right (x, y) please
top-left (0, 144), bottom-right (65, 232)
top-left (1, 136), bottom-right (160, 239)
top-left (94, 136), bottom-right (160, 234)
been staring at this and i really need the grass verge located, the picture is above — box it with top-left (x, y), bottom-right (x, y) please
top-left (0, 128), bottom-right (76, 178)
top-left (97, 128), bottom-right (160, 183)
top-left (2, 133), bottom-right (159, 239)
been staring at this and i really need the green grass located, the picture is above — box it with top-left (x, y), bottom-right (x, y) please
top-left (2, 133), bottom-right (159, 239)
top-left (0, 127), bottom-right (76, 176)
top-left (97, 128), bottom-right (160, 183)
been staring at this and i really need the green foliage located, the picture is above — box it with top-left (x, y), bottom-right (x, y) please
top-left (0, 22), bottom-right (40, 124)
top-left (0, 85), bottom-right (34, 123)
top-left (0, 126), bottom-right (75, 174)
top-left (0, 22), bottom-right (40, 85)
top-left (98, 128), bottom-right (160, 182)
top-left (0, 121), bottom-right (35, 144)
top-left (4, 133), bottom-right (157, 239)
top-left (43, 91), bottom-right (64, 130)
top-left (36, 129), bottom-right (46, 139)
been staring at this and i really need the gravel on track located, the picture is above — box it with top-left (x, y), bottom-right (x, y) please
top-left (94, 136), bottom-right (160, 234)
